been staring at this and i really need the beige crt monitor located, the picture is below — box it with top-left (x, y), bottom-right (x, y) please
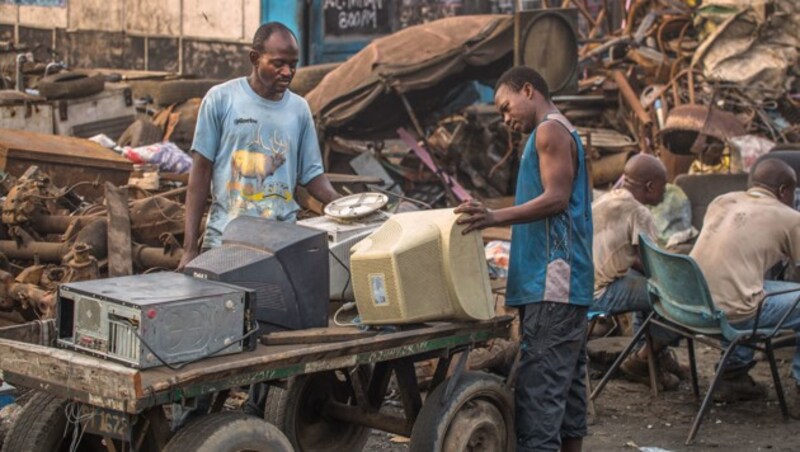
top-left (350, 209), bottom-right (494, 324)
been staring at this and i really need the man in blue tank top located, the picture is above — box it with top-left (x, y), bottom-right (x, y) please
top-left (456, 66), bottom-right (593, 452)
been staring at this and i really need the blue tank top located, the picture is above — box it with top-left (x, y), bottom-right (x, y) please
top-left (506, 113), bottom-right (594, 307)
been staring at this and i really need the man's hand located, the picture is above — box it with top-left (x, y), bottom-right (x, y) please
top-left (455, 200), bottom-right (498, 234)
top-left (176, 248), bottom-right (199, 272)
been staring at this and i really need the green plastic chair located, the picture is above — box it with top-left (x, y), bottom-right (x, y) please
top-left (591, 234), bottom-right (800, 445)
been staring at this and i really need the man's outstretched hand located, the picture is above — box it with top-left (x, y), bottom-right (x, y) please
top-left (176, 248), bottom-right (199, 272)
top-left (454, 200), bottom-right (498, 234)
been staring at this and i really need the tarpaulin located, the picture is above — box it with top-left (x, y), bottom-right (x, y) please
top-left (305, 15), bottom-right (514, 139)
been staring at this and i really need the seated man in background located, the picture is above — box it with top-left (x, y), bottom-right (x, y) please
top-left (690, 158), bottom-right (800, 400)
top-left (592, 154), bottom-right (687, 390)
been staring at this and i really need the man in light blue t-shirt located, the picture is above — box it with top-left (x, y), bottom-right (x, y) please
top-left (178, 22), bottom-right (340, 270)
top-left (172, 22), bottom-right (341, 427)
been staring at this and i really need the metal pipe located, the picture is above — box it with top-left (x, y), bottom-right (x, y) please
top-left (132, 245), bottom-right (182, 270)
top-left (0, 241), bottom-right (69, 262)
top-left (31, 214), bottom-right (97, 234)
top-left (44, 62), bottom-right (64, 77)
top-left (323, 402), bottom-right (411, 437)
top-left (15, 54), bottom-right (27, 92)
top-left (178, 0), bottom-right (184, 75)
top-left (612, 70), bottom-right (652, 126)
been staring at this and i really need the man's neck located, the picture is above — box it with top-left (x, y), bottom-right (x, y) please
top-left (533, 101), bottom-right (560, 127)
top-left (247, 74), bottom-right (283, 101)
top-left (747, 185), bottom-right (778, 199)
top-left (621, 183), bottom-right (646, 204)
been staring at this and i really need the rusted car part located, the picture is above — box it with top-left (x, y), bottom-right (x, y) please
top-left (0, 169), bottom-right (185, 319)
top-left (20, 195), bottom-right (184, 244)
top-left (129, 195), bottom-right (185, 245)
top-left (2, 167), bottom-right (85, 240)
top-left (0, 242), bottom-right (100, 319)
top-left (0, 240), bottom-right (178, 269)
top-left (0, 235), bottom-right (180, 320)
top-left (658, 104), bottom-right (746, 155)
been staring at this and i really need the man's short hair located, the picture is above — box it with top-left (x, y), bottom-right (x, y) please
top-left (749, 158), bottom-right (797, 190)
top-left (252, 22), bottom-right (297, 51)
top-left (495, 66), bottom-right (550, 100)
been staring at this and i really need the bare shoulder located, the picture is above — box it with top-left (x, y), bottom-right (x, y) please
top-left (535, 120), bottom-right (574, 154)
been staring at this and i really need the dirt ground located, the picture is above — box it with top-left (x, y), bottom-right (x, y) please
top-left (365, 344), bottom-right (800, 451)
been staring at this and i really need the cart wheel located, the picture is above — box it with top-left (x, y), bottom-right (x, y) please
top-left (2, 391), bottom-right (104, 452)
top-left (265, 371), bottom-right (370, 452)
top-left (163, 412), bottom-right (291, 452)
top-left (409, 371), bottom-right (514, 452)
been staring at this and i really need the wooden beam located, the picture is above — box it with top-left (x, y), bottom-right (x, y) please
top-left (106, 183), bottom-right (133, 277)
top-left (0, 338), bottom-right (140, 412)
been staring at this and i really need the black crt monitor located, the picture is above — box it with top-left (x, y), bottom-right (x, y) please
top-left (184, 216), bottom-right (329, 333)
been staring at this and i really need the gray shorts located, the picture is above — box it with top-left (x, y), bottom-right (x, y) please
top-left (515, 302), bottom-right (588, 452)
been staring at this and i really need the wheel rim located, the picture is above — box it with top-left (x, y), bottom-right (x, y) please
top-left (294, 371), bottom-right (365, 451)
top-left (442, 398), bottom-right (506, 452)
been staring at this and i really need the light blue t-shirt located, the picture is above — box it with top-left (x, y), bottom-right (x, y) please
top-left (192, 78), bottom-right (324, 248)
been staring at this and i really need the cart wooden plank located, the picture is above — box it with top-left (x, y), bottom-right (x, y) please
top-left (260, 327), bottom-right (378, 345)
top-left (0, 317), bottom-right (511, 414)
top-left (0, 339), bottom-right (140, 412)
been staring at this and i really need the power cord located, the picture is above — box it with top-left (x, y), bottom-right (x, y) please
top-left (329, 249), bottom-right (352, 302)
top-left (333, 302), bottom-right (360, 327)
top-left (64, 401), bottom-right (92, 452)
top-left (132, 316), bottom-right (260, 371)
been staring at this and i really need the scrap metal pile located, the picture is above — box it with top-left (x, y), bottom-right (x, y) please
top-left (574, 0), bottom-right (799, 173)
top-left (0, 165), bottom-right (184, 322)
top-left (307, 0), bottom-right (799, 206)
top-left (0, 0), bottom-right (797, 324)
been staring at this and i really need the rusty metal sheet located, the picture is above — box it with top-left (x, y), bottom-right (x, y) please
top-left (106, 183), bottom-right (133, 277)
top-left (0, 129), bottom-right (132, 201)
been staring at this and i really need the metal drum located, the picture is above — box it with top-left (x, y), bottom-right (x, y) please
top-left (514, 8), bottom-right (579, 95)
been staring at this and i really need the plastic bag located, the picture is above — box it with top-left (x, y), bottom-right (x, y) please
top-left (485, 240), bottom-right (511, 279)
top-left (123, 142), bottom-right (192, 173)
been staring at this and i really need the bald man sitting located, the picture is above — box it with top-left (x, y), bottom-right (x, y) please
top-left (592, 154), bottom-right (687, 390)
top-left (691, 158), bottom-right (800, 400)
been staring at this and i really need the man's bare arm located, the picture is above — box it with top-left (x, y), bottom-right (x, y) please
top-left (177, 152), bottom-right (213, 270)
top-left (456, 122), bottom-right (576, 232)
top-left (304, 174), bottom-right (342, 205)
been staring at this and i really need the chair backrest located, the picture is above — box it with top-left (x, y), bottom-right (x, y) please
top-left (639, 234), bottom-right (721, 329)
top-left (674, 173), bottom-right (748, 230)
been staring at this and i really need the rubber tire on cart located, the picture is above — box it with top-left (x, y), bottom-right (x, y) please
top-left (265, 371), bottom-right (370, 452)
top-left (163, 412), bottom-right (292, 452)
top-left (2, 391), bottom-right (104, 452)
top-left (155, 79), bottom-right (221, 107)
top-left (290, 62), bottom-right (341, 97)
top-left (37, 71), bottom-right (105, 100)
top-left (409, 371), bottom-right (515, 452)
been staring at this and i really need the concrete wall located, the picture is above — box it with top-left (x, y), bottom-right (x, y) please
top-left (0, 0), bottom-right (262, 78)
